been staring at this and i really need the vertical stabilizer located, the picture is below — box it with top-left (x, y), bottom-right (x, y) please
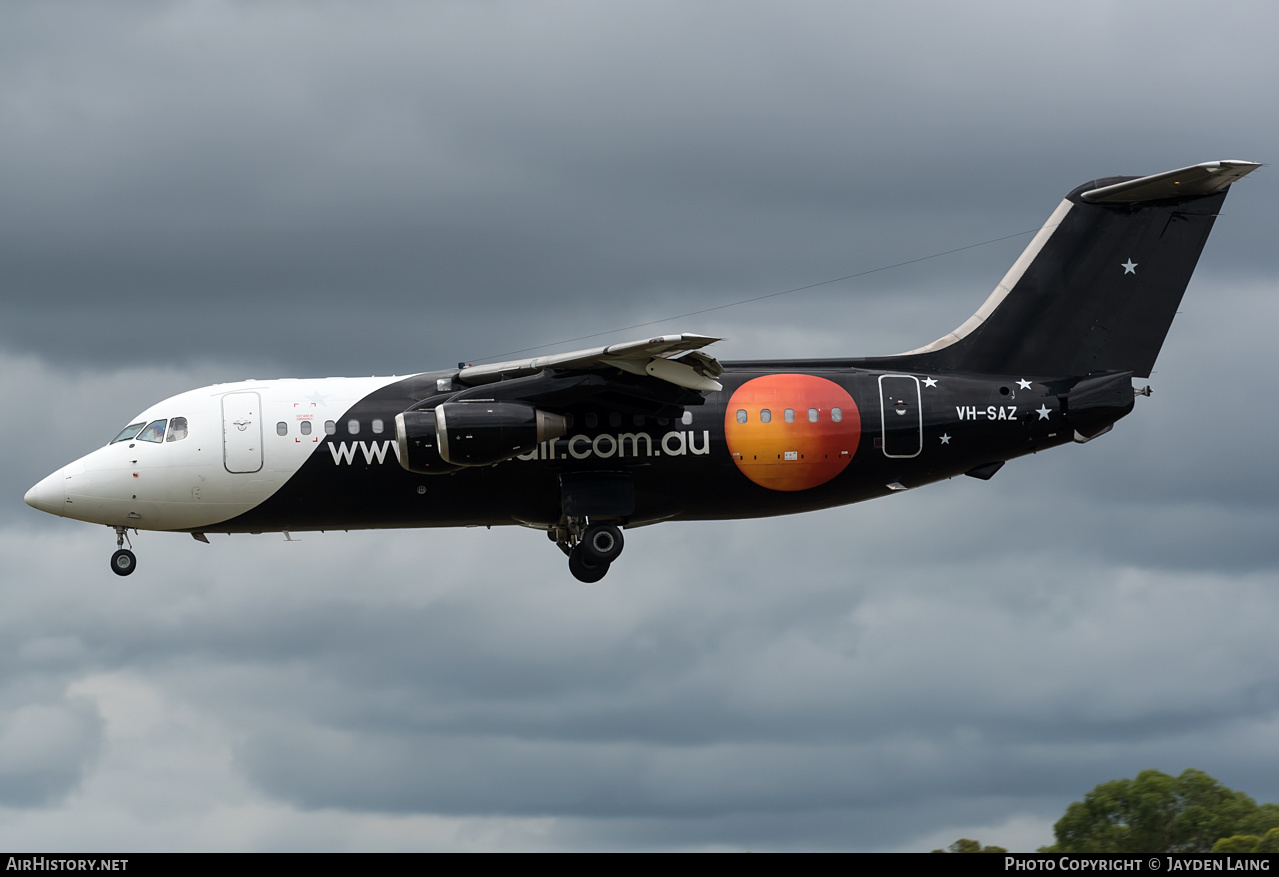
top-left (892, 160), bottom-right (1260, 377)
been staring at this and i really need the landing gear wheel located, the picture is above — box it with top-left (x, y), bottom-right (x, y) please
top-left (582, 524), bottom-right (624, 564)
top-left (110, 549), bottom-right (137, 577)
top-left (569, 543), bottom-right (610, 583)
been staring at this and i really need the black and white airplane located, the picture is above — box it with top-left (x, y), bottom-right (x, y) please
top-left (25, 160), bottom-right (1260, 582)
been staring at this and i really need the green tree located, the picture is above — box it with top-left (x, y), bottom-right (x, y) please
top-left (1042, 769), bottom-right (1279, 854)
top-left (931, 838), bottom-right (1008, 853)
top-left (1213, 827), bottom-right (1279, 854)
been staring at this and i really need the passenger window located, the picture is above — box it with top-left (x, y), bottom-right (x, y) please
top-left (136, 419), bottom-right (167, 443)
top-left (832, 408), bottom-right (843, 423)
top-left (633, 414), bottom-right (645, 427)
top-left (585, 413), bottom-right (598, 428)
top-left (761, 409), bottom-right (772, 423)
top-left (372, 419), bottom-right (384, 434)
top-left (276, 422), bottom-right (288, 436)
top-left (609, 412), bottom-right (621, 428)
top-left (736, 409), bottom-right (748, 424)
top-left (681, 411), bottom-right (692, 425)
top-left (784, 408), bottom-right (795, 423)
top-left (111, 422), bottom-right (146, 444)
top-left (325, 420), bottom-right (336, 435)
top-left (166, 416), bottom-right (188, 441)
top-left (808, 408), bottom-right (818, 423)
top-left (348, 419), bottom-right (360, 435)
top-left (300, 421), bottom-right (312, 436)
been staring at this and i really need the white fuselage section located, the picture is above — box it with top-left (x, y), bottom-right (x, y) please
top-left (25, 375), bottom-right (413, 532)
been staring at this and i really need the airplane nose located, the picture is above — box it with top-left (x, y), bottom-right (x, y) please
top-left (24, 471), bottom-right (66, 517)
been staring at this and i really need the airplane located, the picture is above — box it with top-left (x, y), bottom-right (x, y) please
top-left (25, 159), bottom-right (1261, 582)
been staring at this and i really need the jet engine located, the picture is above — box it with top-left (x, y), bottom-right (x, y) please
top-left (394, 409), bottom-right (458, 474)
top-left (395, 401), bottom-right (568, 473)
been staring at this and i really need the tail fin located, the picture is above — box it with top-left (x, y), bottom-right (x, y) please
top-left (892, 160), bottom-right (1260, 378)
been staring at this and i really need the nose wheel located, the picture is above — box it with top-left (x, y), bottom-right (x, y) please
top-left (110, 526), bottom-right (137, 577)
top-left (111, 549), bottom-right (137, 576)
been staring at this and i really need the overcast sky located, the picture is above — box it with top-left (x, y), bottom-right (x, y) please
top-left (3, 0), bottom-right (1277, 852)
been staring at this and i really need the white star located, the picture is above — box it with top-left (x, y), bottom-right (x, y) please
top-left (1016, 379), bottom-right (1032, 390)
top-left (939, 433), bottom-right (951, 444)
top-left (922, 377), bottom-right (938, 388)
top-left (1121, 259), bottom-right (1138, 275)
top-left (306, 390), bottom-right (329, 406)
top-left (1036, 404), bottom-right (1051, 420)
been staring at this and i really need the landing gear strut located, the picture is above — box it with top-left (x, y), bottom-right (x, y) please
top-left (553, 519), bottom-right (625, 582)
top-left (110, 526), bottom-right (137, 577)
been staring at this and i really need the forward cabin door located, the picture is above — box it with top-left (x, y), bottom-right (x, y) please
top-left (222, 392), bottom-right (263, 473)
top-left (879, 375), bottom-right (922, 458)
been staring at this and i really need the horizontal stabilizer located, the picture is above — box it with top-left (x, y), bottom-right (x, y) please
top-left (1082, 160), bottom-right (1260, 203)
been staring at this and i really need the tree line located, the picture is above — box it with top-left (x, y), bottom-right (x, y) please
top-left (932, 768), bottom-right (1279, 854)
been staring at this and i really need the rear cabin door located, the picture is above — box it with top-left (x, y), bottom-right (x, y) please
top-left (222, 392), bottom-right (263, 473)
top-left (879, 375), bottom-right (922, 458)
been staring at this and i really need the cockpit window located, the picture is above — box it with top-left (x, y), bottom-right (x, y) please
top-left (166, 417), bottom-right (188, 442)
top-left (111, 422), bottom-right (146, 444)
top-left (135, 420), bottom-right (167, 443)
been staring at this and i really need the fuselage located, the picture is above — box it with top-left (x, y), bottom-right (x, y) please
top-left (25, 363), bottom-right (1099, 536)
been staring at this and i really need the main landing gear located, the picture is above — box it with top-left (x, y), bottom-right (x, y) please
top-left (110, 526), bottom-right (137, 577)
top-left (552, 520), bottom-right (625, 583)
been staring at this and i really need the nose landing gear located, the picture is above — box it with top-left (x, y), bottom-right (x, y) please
top-left (110, 526), bottom-right (137, 577)
top-left (553, 520), bottom-right (625, 583)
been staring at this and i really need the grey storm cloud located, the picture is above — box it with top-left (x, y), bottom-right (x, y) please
top-left (2, 0), bottom-right (1278, 852)
top-left (2, 1), bottom-right (1276, 373)
top-left (0, 698), bottom-right (103, 807)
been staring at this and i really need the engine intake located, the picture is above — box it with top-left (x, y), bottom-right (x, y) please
top-left (394, 409), bottom-right (458, 474)
top-left (395, 402), bottom-right (568, 473)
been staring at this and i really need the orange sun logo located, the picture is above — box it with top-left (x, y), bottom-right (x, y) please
top-left (724, 374), bottom-right (860, 491)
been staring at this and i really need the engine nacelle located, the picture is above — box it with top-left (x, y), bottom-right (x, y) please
top-left (394, 409), bottom-right (461, 474)
top-left (437, 401), bottom-right (568, 465)
top-left (394, 402), bottom-right (568, 473)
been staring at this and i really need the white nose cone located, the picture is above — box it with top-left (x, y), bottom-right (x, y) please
top-left (24, 471), bottom-right (66, 517)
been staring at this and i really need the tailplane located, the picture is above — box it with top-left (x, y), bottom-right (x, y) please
top-left (891, 160), bottom-right (1260, 378)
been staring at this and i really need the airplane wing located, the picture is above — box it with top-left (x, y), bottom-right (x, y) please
top-left (458, 333), bottom-right (725, 392)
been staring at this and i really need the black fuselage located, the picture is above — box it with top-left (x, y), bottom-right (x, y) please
top-left (219, 364), bottom-right (1100, 534)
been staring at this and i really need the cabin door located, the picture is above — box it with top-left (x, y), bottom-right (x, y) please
top-left (222, 392), bottom-right (263, 474)
top-left (878, 375), bottom-right (922, 458)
